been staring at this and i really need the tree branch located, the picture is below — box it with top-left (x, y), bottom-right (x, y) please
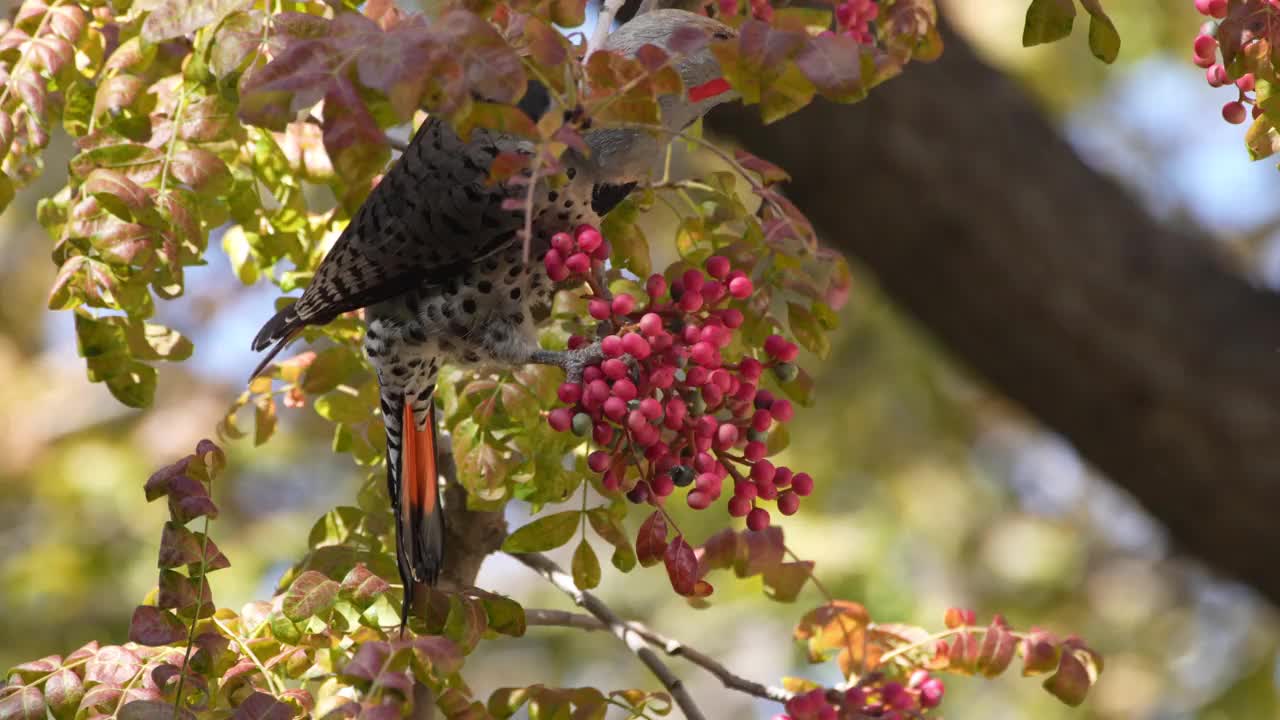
top-left (510, 554), bottom-right (707, 720)
top-left (524, 608), bottom-right (794, 704)
top-left (706, 18), bottom-right (1280, 606)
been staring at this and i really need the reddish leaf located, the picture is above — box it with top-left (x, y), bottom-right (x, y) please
top-left (232, 692), bottom-right (292, 720)
top-left (128, 606), bottom-right (188, 646)
top-left (0, 686), bottom-right (44, 720)
top-left (44, 668), bottom-right (83, 720)
top-left (762, 560), bottom-right (812, 602)
top-left (84, 646), bottom-right (142, 686)
top-left (663, 535), bottom-right (698, 596)
top-left (635, 511), bottom-right (668, 567)
top-left (794, 33), bottom-right (870, 103)
top-left (281, 570), bottom-right (340, 621)
top-left (118, 700), bottom-right (195, 719)
top-left (405, 636), bottom-right (464, 677)
top-left (7, 655), bottom-right (61, 682)
top-left (1042, 650), bottom-right (1093, 707)
top-left (340, 563), bottom-right (391, 607)
top-left (978, 622), bottom-right (1018, 677)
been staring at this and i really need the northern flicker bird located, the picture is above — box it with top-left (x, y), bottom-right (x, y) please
top-left (250, 9), bottom-right (737, 623)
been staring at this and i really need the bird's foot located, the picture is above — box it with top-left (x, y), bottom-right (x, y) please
top-left (528, 343), bottom-right (606, 384)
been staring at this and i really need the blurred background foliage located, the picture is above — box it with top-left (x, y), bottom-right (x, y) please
top-left (3, 0), bottom-right (1279, 717)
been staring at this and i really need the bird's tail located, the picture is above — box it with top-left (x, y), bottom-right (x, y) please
top-left (249, 303), bottom-right (304, 381)
top-left (382, 387), bottom-right (446, 630)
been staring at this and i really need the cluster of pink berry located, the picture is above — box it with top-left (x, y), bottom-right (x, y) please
top-left (774, 672), bottom-right (945, 720)
top-left (1192, 0), bottom-right (1269, 125)
top-left (544, 225), bottom-right (814, 532)
top-left (835, 0), bottom-right (877, 44)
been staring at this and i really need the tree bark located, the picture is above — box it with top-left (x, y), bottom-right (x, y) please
top-left (708, 26), bottom-right (1280, 605)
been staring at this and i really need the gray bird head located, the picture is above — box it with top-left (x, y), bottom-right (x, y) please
top-left (584, 9), bottom-right (739, 182)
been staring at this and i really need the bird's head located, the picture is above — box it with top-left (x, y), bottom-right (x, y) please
top-left (603, 9), bottom-right (739, 131)
top-left (583, 10), bottom-right (738, 181)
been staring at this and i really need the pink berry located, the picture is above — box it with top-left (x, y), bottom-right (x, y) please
top-left (774, 466), bottom-right (793, 487)
top-left (557, 382), bottom-right (582, 405)
top-left (576, 225), bottom-right (603, 253)
top-left (586, 379), bottom-right (610, 404)
top-left (739, 357), bottom-right (763, 379)
top-left (1224, 100), bottom-right (1248, 124)
top-left (679, 290), bottom-right (704, 312)
top-left (640, 397), bottom-right (663, 420)
top-left (1193, 34), bottom-right (1217, 63)
top-left (588, 450), bottom-right (611, 473)
top-left (565, 252), bottom-right (591, 275)
top-left (778, 491), bottom-right (799, 515)
top-left (589, 298), bottom-right (612, 320)
top-left (728, 276), bottom-right (753, 298)
top-left (681, 269), bottom-right (705, 293)
top-left (602, 358), bottom-right (628, 380)
top-left (1207, 64), bottom-right (1228, 87)
top-left (746, 507), bottom-right (770, 531)
top-left (715, 423), bottom-right (739, 448)
top-left (705, 255), bottom-right (731, 279)
top-left (639, 312), bottom-right (663, 335)
top-left (1237, 73), bottom-right (1256, 92)
top-left (691, 341), bottom-right (718, 367)
top-left (622, 332), bottom-right (651, 359)
top-left (612, 378), bottom-right (638, 401)
top-left (721, 308), bottom-right (744, 328)
top-left (547, 407), bottom-right (573, 432)
top-left (547, 230), bottom-right (573, 253)
top-left (601, 335), bottom-right (624, 357)
top-left (628, 410), bottom-right (649, 434)
top-left (791, 472), bottom-right (813, 496)
top-left (919, 679), bottom-right (944, 708)
top-left (612, 293), bottom-right (635, 316)
top-left (687, 490), bottom-right (712, 509)
top-left (651, 473), bottom-right (674, 497)
top-left (763, 334), bottom-right (788, 358)
top-left (603, 396), bottom-right (627, 421)
top-left (770, 399), bottom-right (794, 422)
top-left (734, 480), bottom-right (758, 500)
top-left (751, 459), bottom-right (776, 484)
top-left (728, 495), bottom-right (752, 517)
top-left (645, 274), bottom-right (667, 298)
top-left (743, 441), bottom-right (766, 462)
top-left (755, 478), bottom-right (778, 500)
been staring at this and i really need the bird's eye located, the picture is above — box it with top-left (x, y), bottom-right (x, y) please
top-left (713, 30), bottom-right (733, 40)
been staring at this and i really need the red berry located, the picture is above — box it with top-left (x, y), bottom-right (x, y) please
top-left (576, 225), bottom-right (603, 253)
top-left (771, 399), bottom-right (795, 422)
top-left (651, 473), bottom-right (675, 497)
top-left (682, 269), bottom-right (705, 293)
top-left (593, 422), bottom-right (613, 445)
top-left (715, 423), bottom-right (739, 448)
top-left (700, 281), bottom-right (725, 304)
top-left (640, 397), bottom-right (663, 420)
top-left (565, 252), bottom-right (591, 275)
top-left (612, 378), bottom-right (638, 401)
top-left (728, 495), bottom-right (752, 517)
top-left (679, 290), bottom-right (704, 312)
top-left (705, 255), bottom-right (731, 279)
top-left (603, 467), bottom-right (622, 491)
top-left (627, 483), bottom-right (650, 504)
top-left (774, 466), bottom-right (793, 487)
top-left (586, 379), bottom-right (610, 404)
top-left (628, 410), bottom-right (649, 434)
top-left (601, 335), bottom-right (624, 357)
top-left (1224, 100), bottom-right (1248, 124)
top-left (622, 332), bottom-right (651, 359)
top-left (645, 274), bottom-right (667, 298)
top-left (728, 276), bottom-right (753, 298)
top-left (743, 441), bottom-right (766, 461)
top-left (791, 472), bottom-right (813, 496)
top-left (558, 382), bottom-right (582, 405)
top-left (603, 358), bottom-right (628, 380)
top-left (1206, 64), bottom-right (1228, 87)
top-left (1237, 72), bottom-right (1256, 92)
top-left (919, 678), bottom-right (944, 708)
top-left (687, 490), bottom-right (712, 509)
top-left (751, 459), bottom-right (776, 484)
top-left (547, 407), bottom-right (573, 432)
top-left (734, 480), bottom-right (758, 500)
top-left (568, 334), bottom-right (588, 350)
top-left (739, 357), bottom-right (763, 380)
top-left (551, 232), bottom-right (574, 254)
top-left (746, 507), bottom-right (770, 531)
top-left (588, 451), bottom-right (611, 473)
top-left (589, 298), bottom-right (612, 320)
top-left (603, 396), bottom-right (627, 421)
top-left (691, 341), bottom-right (718, 367)
top-left (639, 312), bottom-right (663, 335)
top-left (755, 478), bottom-right (778, 500)
top-left (721, 308), bottom-right (744, 328)
top-left (778, 491), bottom-right (799, 515)
top-left (763, 334), bottom-right (788, 358)
top-left (612, 293), bottom-right (635, 316)
top-left (1193, 34), bottom-right (1217, 63)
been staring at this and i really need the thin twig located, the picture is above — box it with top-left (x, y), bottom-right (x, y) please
top-left (510, 554), bottom-right (707, 720)
top-left (587, 0), bottom-right (627, 58)
top-left (524, 608), bottom-right (795, 704)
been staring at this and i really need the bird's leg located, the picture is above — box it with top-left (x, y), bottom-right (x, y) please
top-left (528, 343), bottom-right (606, 384)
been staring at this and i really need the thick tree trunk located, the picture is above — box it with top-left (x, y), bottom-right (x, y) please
top-left (708, 27), bottom-right (1280, 604)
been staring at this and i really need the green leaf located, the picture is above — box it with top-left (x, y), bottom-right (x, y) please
top-left (106, 362), bottom-right (157, 408)
top-left (476, 592), bottom-right (526, 637)
top-left (1247, 116), bottom-right (1280, 161)
top-left (501, 510), bottom-right (581, 553)
top-left (0, 175), bottom-right (13, 215)
top-left (222, 225), bottom-right (259, 285)
top-left (281, 570), bottom-right (340, 621)
top-left (571, 539), bottom-right (601, 590)
top-left (314, 391), bottom-right (372, 424)
top-left (602, 200), bottom-right (651, 278)
top-left (1079, 0), bottom-right (1120, 63)
top-left (1023, 0), bottom-right (1076, 47)
top-left (787, 302), bottom-right (830, 359)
